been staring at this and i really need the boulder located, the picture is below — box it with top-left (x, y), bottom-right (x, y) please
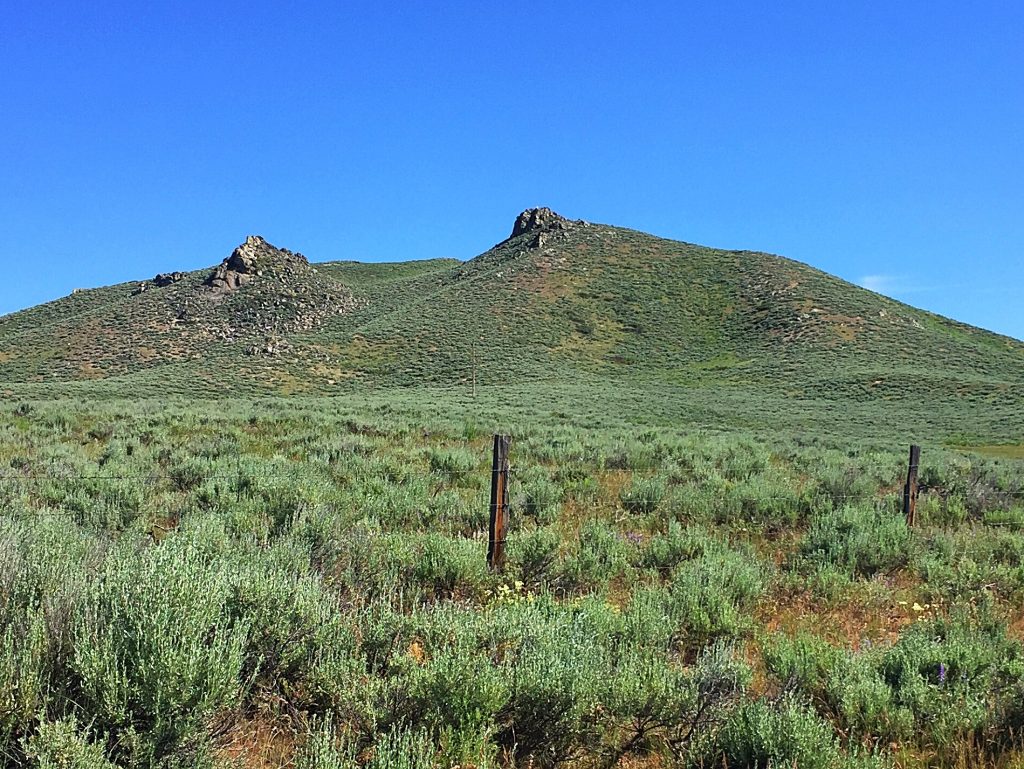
top-left (205, 235), bottom-right (307, 293)
top-left (511, 207), bottom-right (572, 238)
top-left (154, 272), bottom-right (186, 287)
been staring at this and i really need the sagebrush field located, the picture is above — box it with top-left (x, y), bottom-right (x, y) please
top-left (2, 395), bottom-right (1023, 768)
top-left (2, 210), bottom-right (1023, 768)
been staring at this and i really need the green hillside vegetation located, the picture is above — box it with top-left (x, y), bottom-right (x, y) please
top-left (1, 208), bottom-right (1021, 441)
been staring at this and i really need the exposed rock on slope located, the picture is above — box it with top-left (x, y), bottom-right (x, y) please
top-left (205, 235), bottom-right (311, 293)
top-left (153, 272), bottom-right (186, 287)
top-left (511, 207), bottom-right (574, 238)
top-left (180, 235), bottom-right (359, 341)
top-left (451, 207), bottom-right (586, 282)
top-left (509, 207), bottom-right (584, 249)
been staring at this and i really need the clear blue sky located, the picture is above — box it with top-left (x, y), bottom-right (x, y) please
top-left (2, 1), bottom-right (1022, 339)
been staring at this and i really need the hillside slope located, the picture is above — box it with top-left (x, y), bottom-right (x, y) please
top-left (0, 235), bottom-right (357, 383)
top-left (1, 208), bottom-right (1021, 439)
top-left (311, 209), bottom-right (1023, 392)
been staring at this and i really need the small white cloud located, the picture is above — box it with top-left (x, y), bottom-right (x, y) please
top-left (858, 274), bottom-right (900, 294)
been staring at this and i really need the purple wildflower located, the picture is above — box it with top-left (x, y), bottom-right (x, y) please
top-left (938, 663), bottom-right (947, 685)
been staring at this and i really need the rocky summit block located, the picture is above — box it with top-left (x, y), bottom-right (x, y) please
top-left (510, 207), bottom-right (576, 239)
top-left (205, 235), bottom-right (309, 293)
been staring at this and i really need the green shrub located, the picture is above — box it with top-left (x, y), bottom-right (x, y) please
top-left (410, 534), bottom-right (488, 598)
top-left (517, 466), bottom-right (562, 524)
top-left (509, 526), bottom-right (561, 587)
top-left (427, 488), bottom-right (483, 532)
top-left (426, 448), bottom-right (477, 483)
top-left (706, 695), bottom-right (848, 769)
top-left (23, 717), bottom-right (118, 769)
top-left (168, 455), bottom-right (209, 491)
top-left (72, 527), bottom-right (248, 761)
top-left (0, 518), bottom-right (97, 749)
top-left (827, 653), bottom-right (907, 742)
top-left (637, 521), bottom-right (716, 574)
top-left (767, 633), bottom-right (899, 742)
top-left (354, 600), bottom-right (419, 681)
top-left (766, 614), bottom-right (1024, 752)
top-left (797, 506), bottom-right (912, 578)
top-left (492, 598), bottom-right (616, 767)
top-left (619, 475), bottom-right (666, 514)
top-left (604, 650), bottom-right (692, 739)
top-left (810, 452), bottom-right (889, 510)
top-left (763, 632), bottom-right (843, 705)
top-left (369, 727), bottom-right (436, 769)
top-left (672, 551), bottom-right (764, 648)
top-left (435, 724), bottom-right (499, 769)
top-left (983, 507), bottom-right (1024, 530)
top-left (664, 482), bottom-right (725, 522)
top-left (628, 547), bottom-right (764, 651)
top-left (715, 440), bottom-right (772, 482)
top-left (560, 519), bottom-right (631, 591)
top-left (602, 441), bottom-right (659, 471)
top-left (344, 476), bottom-right (434, 531)
top-left (607, 642), bottom-right (750, 760)
top-left (553, 466), bottom-right (598, 505)
top-left (225, 553), bottom-right (361, 706)
top-left (0, 606), bottom-right (47, 746)
top-left (407, 647), bottom-right (508, 735)
top-left (914, 528), bottom-right (1024, 604)
top-left (917, 493), bottom-right (969, 528)
top-left (875, 614), bottom-right (1024, 748)
top-left (295, 716), bottom-right (357, 769)
top-left (722, 472), bottom-right (811, 529)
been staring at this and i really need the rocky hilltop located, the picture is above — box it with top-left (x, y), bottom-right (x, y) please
top-left (205, 235), bottom-right (308, 294)
top-left (0, 235), bottom-right (359, 381)
top-left (148, 235), bottom-right (358, 346)
top-left (168, 235), bottom-right (358, 345)
top-left (508, 206), bottom-right (584, 248)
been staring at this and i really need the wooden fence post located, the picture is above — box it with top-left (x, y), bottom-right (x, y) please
top-left (903, 444), bottom-right (921, 527)
top-left (487, 434), bottom-right (511, 571)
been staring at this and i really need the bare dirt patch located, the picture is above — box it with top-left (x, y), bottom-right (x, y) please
top-left (214, 715), bottom-right (296, 769)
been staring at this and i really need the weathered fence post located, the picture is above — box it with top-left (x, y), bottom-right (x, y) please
top-left (487, 434), bottom-right (511, 571)
top-left (903, 444), bottom-right (920, 527)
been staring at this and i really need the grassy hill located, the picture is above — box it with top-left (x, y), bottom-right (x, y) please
top-left (1, 208), bottom-right (1021, 441)
top-left (2, 211), bottom-right (1024, 768)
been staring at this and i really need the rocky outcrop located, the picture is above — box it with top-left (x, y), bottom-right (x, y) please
top-left (511, 207), bottom-right (572, 238)
top-left (46, 233), bottom-right (361, 369)
top-left (206, 263), bottom-right (253, 292)
top-left (154, 272), bottom-right (186, 287)
top-left (204, 235), bottom-right (315, 293)
top-left (177, 235), bottom-right (360, 348)
top-left (449, 207), bottom-right (591, 283)
top-left (207, 236), bottom-right (264, 292)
